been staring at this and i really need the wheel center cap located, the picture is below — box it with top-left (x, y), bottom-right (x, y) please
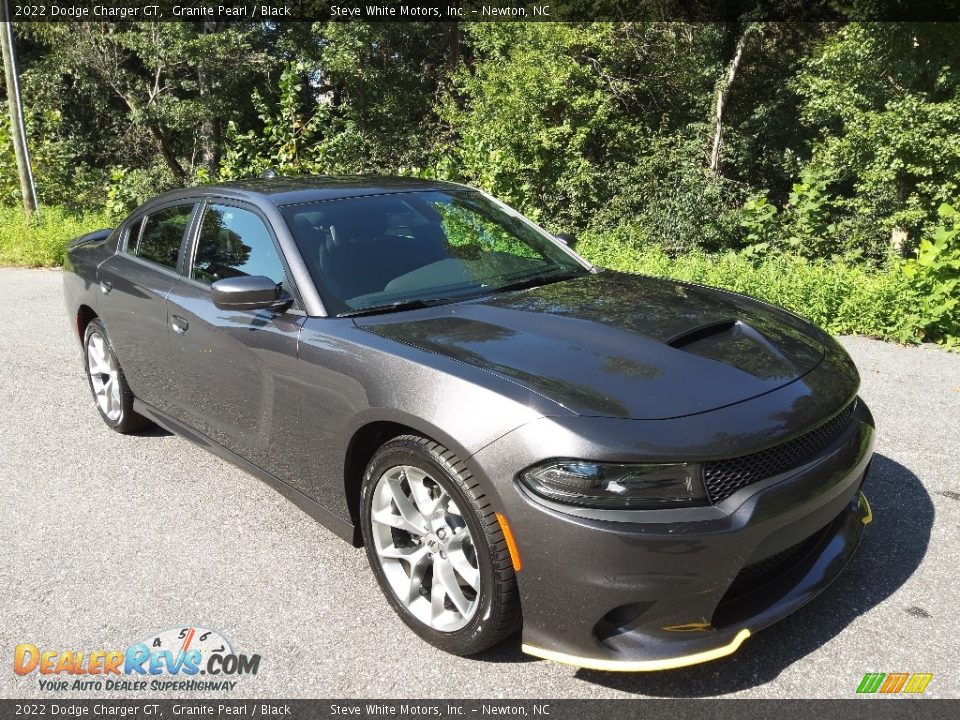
top-left (424, 529), bottom-right (452, 556)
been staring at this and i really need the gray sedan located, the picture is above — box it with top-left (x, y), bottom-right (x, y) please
top-left (63, 177), bottom-right (874, 671)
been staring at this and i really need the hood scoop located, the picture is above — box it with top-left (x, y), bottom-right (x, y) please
top-left (667, 319), bottom-right (738, 349)
top-left (667, 319), bottom-right (803, 381)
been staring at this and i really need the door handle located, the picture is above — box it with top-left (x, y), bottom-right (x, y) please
top-left (171, 315), bottom-right (189, 335)
top-left (100, 281), bottom-right (112, 295)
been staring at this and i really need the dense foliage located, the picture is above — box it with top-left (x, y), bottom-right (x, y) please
top-left (2, 21), bottom-right (959, 345)
top-left (577, 235), bottom-right (921, 344)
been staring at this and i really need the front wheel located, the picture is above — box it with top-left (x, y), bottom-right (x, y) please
top-left (360, 435), bottom-right (521, 655)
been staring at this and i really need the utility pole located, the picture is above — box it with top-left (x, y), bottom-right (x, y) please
top-left (0, 1), bottom-right (38, 219)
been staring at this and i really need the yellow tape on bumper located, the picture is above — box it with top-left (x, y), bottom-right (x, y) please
top-left (859, 492), bottom-right (873, 525)
top-left (521, 628), bottom-right (751, 672)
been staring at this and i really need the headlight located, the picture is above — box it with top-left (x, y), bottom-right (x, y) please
top-left (519, 460), bottom-right (707, 509)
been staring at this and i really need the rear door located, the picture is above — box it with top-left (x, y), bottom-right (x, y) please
top-left (97, 202), bottom-right (199, 413)
top-left (165, 199), bottom-right (307, 491)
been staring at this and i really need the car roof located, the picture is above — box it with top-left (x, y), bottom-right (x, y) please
top-left (145, 175), bottom-right (472, 208)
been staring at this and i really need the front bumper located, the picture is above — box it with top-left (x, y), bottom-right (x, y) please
top-left (472, 400), bottom-right (875, 670)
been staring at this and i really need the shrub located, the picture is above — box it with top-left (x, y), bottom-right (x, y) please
top-left (0, 205), bottom-right (113, 267)
top-left (577, 228), bottom-right (921, 344)
top-left (0, 102), bottom-right (108, 213)
top-left (103, 163), bottom-right (183, 219)
top-left (903, 204), bottom-right (960, 347)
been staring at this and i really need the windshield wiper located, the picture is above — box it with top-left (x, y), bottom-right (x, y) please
top-left (339, 296), bottom-right (473, 318)
top-left (489, 269), bottom-right (585, 295)
top-left (340, 270), bottom-right (585, 317)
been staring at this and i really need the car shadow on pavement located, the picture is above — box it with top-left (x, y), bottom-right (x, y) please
top-left (135, 425), bottom-right (174, 438)
top-left (475, 455), bottom-right (934, 688)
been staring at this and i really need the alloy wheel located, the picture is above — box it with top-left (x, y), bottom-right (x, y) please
top-left (87, 332), bottom-right (122, 422)
top-left (370, 464), bottom-right (481, 632)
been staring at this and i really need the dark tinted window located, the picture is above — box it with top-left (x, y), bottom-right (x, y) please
top-left (281, 190), bottom-right (586, 314)
top-left (192, 204), bottom-right (286, 285)
top-left (133, 205), bottom-right (195, 270)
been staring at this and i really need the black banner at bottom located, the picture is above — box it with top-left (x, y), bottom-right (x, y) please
top-left (0, 700), bottom-right (957, 720)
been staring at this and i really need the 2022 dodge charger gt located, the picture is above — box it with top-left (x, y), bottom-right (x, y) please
top-left (64, 177), bottom-right (874, 671)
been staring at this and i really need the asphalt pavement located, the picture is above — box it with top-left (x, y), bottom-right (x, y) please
top-left (1, 267), bottom-right (957, 699)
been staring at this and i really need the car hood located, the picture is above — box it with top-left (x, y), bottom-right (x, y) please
top-left (355, 271), bottom-right (826, 419)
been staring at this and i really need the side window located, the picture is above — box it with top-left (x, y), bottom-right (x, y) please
top-left (192, 204), bottom-right (286, 286)
top-left (131, 205), bottom-right (195, 270)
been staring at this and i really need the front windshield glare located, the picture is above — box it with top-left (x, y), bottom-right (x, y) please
top-left (280, 190), bottom-right (586, 315)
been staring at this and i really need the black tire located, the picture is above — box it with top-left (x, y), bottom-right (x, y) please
top-left (83, 318), bottom-right (153, 434)
top-left (360, 435), bottom-right (521, 655)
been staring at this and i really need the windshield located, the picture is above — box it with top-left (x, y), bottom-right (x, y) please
top-left (280, 189), bottom-right (588, 315)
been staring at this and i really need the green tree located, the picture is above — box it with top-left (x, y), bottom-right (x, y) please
top-left (221, 23), bottom-right (458, 179)
top-left (15, 21), bottom-right (282, 208)
top-left (792, 23), bottom-right (960, 258)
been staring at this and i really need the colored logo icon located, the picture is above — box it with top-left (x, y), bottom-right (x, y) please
top-left (856, 672), bottom-right (933, 694)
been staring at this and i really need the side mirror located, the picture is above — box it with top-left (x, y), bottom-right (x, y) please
top-left (554, 232), bottom-right (577, 249)
top-left (211, 276), bottom-right (292, 312)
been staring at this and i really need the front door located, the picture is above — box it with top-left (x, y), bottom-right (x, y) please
top-left (165, 200), bottom-right (307, 491)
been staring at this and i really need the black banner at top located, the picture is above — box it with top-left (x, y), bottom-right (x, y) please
top-left (3, 0), bottom-right (960, 23)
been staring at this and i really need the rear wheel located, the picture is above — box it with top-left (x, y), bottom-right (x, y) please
top-left (360, 435), bottom-right (521, 655)
top-left (83, 319), bottom-right (152, 433)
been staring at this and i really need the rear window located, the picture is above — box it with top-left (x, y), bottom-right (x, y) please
top-left (128, 204), bottom-right (195, 270)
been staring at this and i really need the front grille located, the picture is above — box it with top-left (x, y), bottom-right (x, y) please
top-left (703, 400), bottom-right (857, 504)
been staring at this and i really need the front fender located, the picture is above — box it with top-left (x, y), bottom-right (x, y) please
top-left (297, 316), bottom-right (568, 528)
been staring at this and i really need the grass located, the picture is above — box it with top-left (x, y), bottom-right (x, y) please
top-left (0, 205), bottom-right (113, 267)
top-left (577, 231), bottom-right (922, 344)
